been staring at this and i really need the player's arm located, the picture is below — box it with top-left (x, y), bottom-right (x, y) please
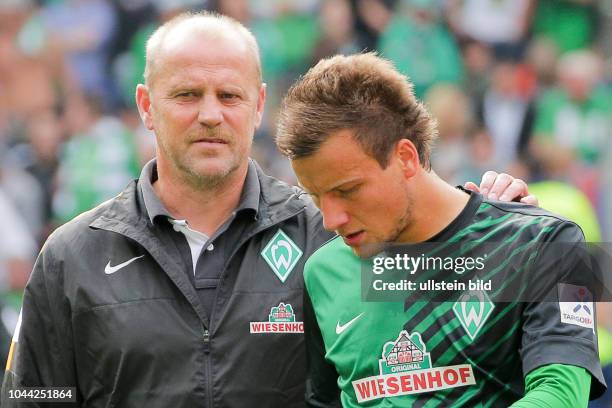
top-left (519, 221), bottom-right (606, 404)
top-left (1, 240), bottom-right (80, 407)
top-left (510, 364), bottom-right (590, 407)
top-left (304, 288), bottom-right (341, 408)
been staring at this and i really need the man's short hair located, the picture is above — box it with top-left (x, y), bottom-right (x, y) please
top-left (144, 11), bottom-right (262, 88)
top-left (276, 53), bottom-right (437, 169)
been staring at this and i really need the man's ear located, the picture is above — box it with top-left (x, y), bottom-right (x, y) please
top-left (254, 83), bottom-right (267, 130)
top-left (395, 139), bottom-right (419, 179)
top-left (135, 84), bottom-right (154, 131)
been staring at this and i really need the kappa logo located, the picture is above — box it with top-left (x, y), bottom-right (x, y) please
top-left (352, 330), bottom-right (475, 403)
top-left (261, 229), bottom-right (303, 283)
top-left (453, 290), bottom-right (494, 341)
top-left (250, 303), bottom-right (304, 334)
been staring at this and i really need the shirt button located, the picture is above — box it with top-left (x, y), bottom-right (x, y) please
top-left (207, 244), bottom-right (214, 251)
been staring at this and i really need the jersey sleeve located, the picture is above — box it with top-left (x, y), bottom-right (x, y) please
top-left (510, 364), bottom-right (591, 408)
top-left (1, 240), bottom-right (80, 407)
top-left (304, 286), bottom-right (341, 408)
top-left (520, 221), bottom-right (606, 399)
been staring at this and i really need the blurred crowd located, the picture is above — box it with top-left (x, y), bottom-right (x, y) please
top-left (0, 0), bottom-right (611, 398)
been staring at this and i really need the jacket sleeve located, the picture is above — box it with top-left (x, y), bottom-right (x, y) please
top-left (304, 287), bottom-right (341, 408)
top-left (1, 239), bottom-right (80, 407)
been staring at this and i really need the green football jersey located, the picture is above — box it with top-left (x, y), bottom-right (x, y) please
top-left (303, 192), bottom-right (605, 407)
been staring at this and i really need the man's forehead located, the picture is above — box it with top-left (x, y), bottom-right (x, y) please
top-left (292, 129), bottom-right (386, 192)
top-left (153, 26), bottom-right (259, 88)
top-left (161, 21), bottom-right (250, 55)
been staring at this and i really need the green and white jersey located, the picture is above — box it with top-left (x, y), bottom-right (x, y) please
top-left (303, 192), bottom-right (605, 407)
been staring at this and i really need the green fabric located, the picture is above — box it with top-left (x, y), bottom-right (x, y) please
top-left (305, 237), bottom-right (413, 407)
top-left (533, 0), bottom-right (596, 53)
top-left (378, 15), bottom-right (463, 99)
top-left (534, 86), bottom-right (612, 165)
top-left (304, 196), bottom-right (602, 406)
top-left (510, 364), bottom-right (590, 407)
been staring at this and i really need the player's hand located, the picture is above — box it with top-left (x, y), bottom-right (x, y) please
top-left (464, 171), bottom-right (538, 206)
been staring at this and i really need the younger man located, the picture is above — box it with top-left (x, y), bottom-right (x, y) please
top-left (276, 53), bottom-right (605, 407)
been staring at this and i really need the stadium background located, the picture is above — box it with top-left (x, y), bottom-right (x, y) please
top-left (0, 0), bottom-right (611, 404)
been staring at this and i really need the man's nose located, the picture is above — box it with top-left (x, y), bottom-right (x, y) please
top-left (320, 196), bottom-right (349, 232)
top-left (197, 95), bottom-right (223, 127)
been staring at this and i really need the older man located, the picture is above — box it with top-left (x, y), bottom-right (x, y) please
top-left (2, 12), bottom-right (534, 407)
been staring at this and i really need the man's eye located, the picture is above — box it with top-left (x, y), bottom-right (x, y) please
top-left (220, 93), bottom-right (239, 100)
top-left (337, 186), bottom-right (360, 196)
top-left (176, 92), bottom-right (197, 98)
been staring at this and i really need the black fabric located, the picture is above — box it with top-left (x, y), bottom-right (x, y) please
top-left (304, 288), bottom-right (341, 408)
top-left (1, 160), bottom-right (334, 408)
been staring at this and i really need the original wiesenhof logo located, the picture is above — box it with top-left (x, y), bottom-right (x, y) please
top-left (352, 330), bottom-right (475, 403)
top-left (261, 229), bottom-right (303, 283)
top-left (269, 303), bottom-right (295, 322)
top-left (250, 303), bottom-right (304, 334)
top-left (453, 290), bottom-right (495, 341)
top-left (379, 331), bottom-right (431, 375)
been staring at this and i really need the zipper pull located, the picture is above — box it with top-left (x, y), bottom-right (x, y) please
top-left (203, 328), bottom-right (210, 353)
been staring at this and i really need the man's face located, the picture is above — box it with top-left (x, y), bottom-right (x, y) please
top-left (138, 28), bottom-right (265, 186)
top-left (292, 130), bottom-right (414, 258)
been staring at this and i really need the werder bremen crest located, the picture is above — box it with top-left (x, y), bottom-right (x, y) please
top-left (453, 290), bottom-right (495, 341)
top-left (261, 229), bottom-right (303, 283)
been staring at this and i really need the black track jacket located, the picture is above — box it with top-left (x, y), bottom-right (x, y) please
top-left (2, 162), bottom-right (333, 407)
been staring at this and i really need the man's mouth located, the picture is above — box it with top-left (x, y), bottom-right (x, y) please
top-left (341, 230), bottom-right (365, 246)
top-left (193, 138), bottom-right (228, 144)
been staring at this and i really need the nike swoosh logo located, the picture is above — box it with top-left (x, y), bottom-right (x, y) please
top-left (104, 255), bottom-right (145, 275)
top-left (336, 313), bottom-right (364, 335)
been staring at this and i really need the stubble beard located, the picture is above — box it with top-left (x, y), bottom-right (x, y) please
top-left (177, 154), bottom-right (241, 190)
top-left (161, 127), bottom-right (247, 190)
top-left (355, 195), bottom-right (414, 259)
top-left (361, 190), bottom-right (414, 257)
top-left (387, 201), bottom-right (413, 244)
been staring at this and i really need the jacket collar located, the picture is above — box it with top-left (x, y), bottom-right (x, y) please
top-left (139, 158), bottom-right (261, 225)
top-left (89, 159), bottom-right (306, 236)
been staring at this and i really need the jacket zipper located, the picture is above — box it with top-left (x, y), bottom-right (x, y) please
top-left (204, 207), bottom-right (306, 407)
top-left (203, 327), bottom-right (212, 408)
